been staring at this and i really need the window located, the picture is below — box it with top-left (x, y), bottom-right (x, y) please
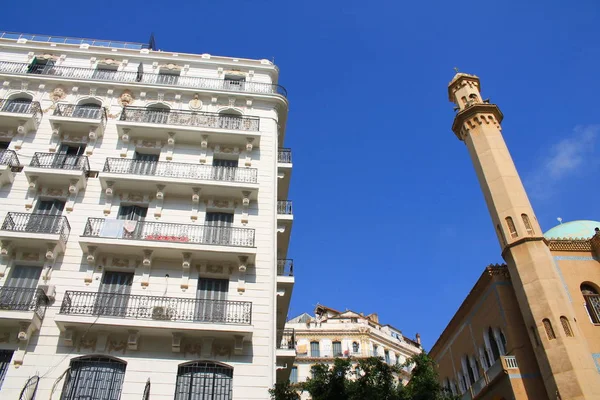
top-left (521, 214), bottom-right (534, 236)
top-left (74, 102), bottom-right (102, 119)
top-left (487, 327), bottom-right (500, 361)
top-left (310, 342), bottom-right (320, 357)
top-left (505, 217), bottom-right (518, 239)
top-left (560, 316), bottom-right (573, 337)
top-left (581, 284), bottom-right (600, 324)
top-left (95, 271), bottom-right (133, 317)
top-left (2, 96), bottom-right (33, 113)
top-left (290, 366), bottom-right (298, 384)
top-left (384, 350), bottom-right (390, 364)
top-left (92, 67), bottom-right (118, 81)
top-left (53, 144), bottom-right (86, 170)
top-left (372, 344), bottom-right (378, 357)
top-left (61, 356), bottom-right (126, 400)
top-left (195, 278), bottom-right (229, 322)
top-left (27, 57), bottom-right (54, 74)
top-left (157, 71), bottom-right (180, 85)
top-left (543, 318), bottom-right (556, 340)
top-left (131, 152), bottom-right (159, 175)
top-left (479, 347), bottom-right (490, 370)
top-left (204, 212), bottom-right (234, 245)
top-left (462, 355), bottom-right (474, 386)
top-left (30, 199), bottom-right (65, 234)
top-left (1, 265), bottom-right (43, 310)
top-left (350, 317), bottom-right (358, 323)
top-left (0, 350), bottom-right (13, 390)
top-left (118, 205), bottom-right (148, 221)
top-left (174, 361), bottom-right (232, 400)
top-left (144, 105), bottom-right (170, 124)
top-left (352, 342), bottom-right (359, 354)
top-left (212, 158), bottom-right (239, 182)
top-left (332, 341), bottom-right (342, 357)
top-left (224, 75), bottom-right (245, 91)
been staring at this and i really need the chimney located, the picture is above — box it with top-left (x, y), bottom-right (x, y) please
top-left (416, 333), bottom-right (421, 345)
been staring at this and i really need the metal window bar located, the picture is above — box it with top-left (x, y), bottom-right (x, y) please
top-left (0, 61), bottom-right (288, 97)
top-left (584, 294), bottom-right (600, 323)
top-left (1, 212), bottom-right (71, 245)
top-left (59, 291), bottom-right (252, 325)
top-left (503, 356), bottom-right (518, 369)
top-left (277, 329), bottom-right (295, 350)
top-left (53, 103), bottom-right (107, 124)
top-left (142, 379), bottom-right (150, 400)
top-left (277, 259), bottom-right (294, 276)
top-left (120, 106), bottom-right (260, 131)
top-left (277, 200), bottom-right (293, 214)
top-left (103, 157), bottom-right (258, 184)
top-left (175, 362), bottom-right (233, 400)
top-left (61, 356), bottom-right (126, 400)
top-left (0, 31), bottom-right (150, 49)
top-left (0, 98), bottom-right (42, 122)
top-left (0, 149), bottom-right (20, 167)
top-left (30, 152), bottom-right (90, 173)
top-left (0, 287), bottom-right (49, 319)
top-left (278, 148), bottom-right (292, 163)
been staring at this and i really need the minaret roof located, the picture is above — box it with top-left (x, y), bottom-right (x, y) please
top-left (448, 72), bottom-right (481, 101)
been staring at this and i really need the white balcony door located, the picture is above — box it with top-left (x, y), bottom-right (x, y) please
top-left (195, 278), bottom-right (229, 322)
top-left (28, 199), bottom-right (65, 234)
top-left (95, 271), bottom-right (133, 317)
top-left (0, 265), bottom-right (42, 310)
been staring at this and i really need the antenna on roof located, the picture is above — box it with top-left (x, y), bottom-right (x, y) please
top-left (557, 217), bottom-right (563, 224)
top-left (148, 33), bottom-right (157, 51)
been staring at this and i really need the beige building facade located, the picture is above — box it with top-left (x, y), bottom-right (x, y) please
top-left (430, 72), bottom-right (600, 400)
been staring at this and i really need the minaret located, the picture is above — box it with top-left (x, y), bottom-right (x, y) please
top-left (448, 73), bottom-right (600, 400)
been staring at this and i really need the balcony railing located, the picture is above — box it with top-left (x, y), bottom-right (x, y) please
top-left (103, 158), bottom-right (258, 184)
top-left (0, 98), bottom-right (42, 120)
top-left (278, 148), bottom-right (292, 163)
top-left (0, 149), bottom-right (20, 168)
top-left (0, 31), bottom-right (151, 50)
top-left (83, 218), bottom-right (255, 247)
top-left (120, 106), bottom-right (259, 131)
top-left (0, 61), bottom-right (288, 97)
top-left (277, 329), bottom-right (295, 350)
top-left (53, 103), bottom-right (107, 124)
top-left (1, 212), bottom-right (70, 244)
top-left (0, 287), bottom-right (49, 320)
top-left (459, 356), bottom-right (515, 400)
top-left (277, 200), bottom-right (293, 215)
top-left (30, 152), bottom-right (90, 173)
top-left (59, 290), bottom-right (252, 324)
top-left (277, 259), bottom-right (294, 277)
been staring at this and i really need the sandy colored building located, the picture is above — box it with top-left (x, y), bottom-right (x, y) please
top-left (430, 72), bottom-right (600, 399)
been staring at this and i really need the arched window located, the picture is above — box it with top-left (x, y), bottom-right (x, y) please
top-left (560, 316), bottom-right (573, 337)
top-left (61, 356), bottom-right (126, 400)
top-left (479, 346), bottom-right (490, 371)
top-left (497, 329), bottom-right (507, 355)
top-left (505, 217), bottom-right (518, 239)
top-left (521, 214), bottom-right (534, 236)
top-left (2, 94), bottom-right (33, 114)
top-left (74, 99), bottom-right (102, 119)
top-left (352, 341), bottom-right (359, 354)
top-left (175, 361), bottom-right (233, 400)
top-left (463, 355), bottom-right (475, 386)
top-left (218, 109), bottom-right (244, 130)
top-left (469, 355), bottom-right (480, 381)
top-left (543, 318), bottom-right (556, 340)
top-left (145, 103), bottom-right (171, 125)
top-left (487, 327), bottom-right (500, 361)
top-left (581, 284), bottom-right (600, 324)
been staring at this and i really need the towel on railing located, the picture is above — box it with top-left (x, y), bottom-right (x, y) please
top-left (123, 220), bottom-right (137, 233)
top-left (100, 219), bottom-right (125, 238)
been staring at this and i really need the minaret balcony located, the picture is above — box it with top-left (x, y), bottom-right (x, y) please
top-left (0, 150), bottom-right (20, 186)
top-left (0, 212), bottom-right (71, 255)
top-left (277, 200), bottom-right (293, 260)
top-left (276, 328), bottom-right (296, 383)
top-left (277, 148), bottom-right (292, 199)
top-left (276, 259), bottom-right (294, 331)
top-left (47, 103), bottom-right (107, 140)
top-left (0, 98), bottom-right (42, 140)
top-left (100, 158), bottom-right (258, 198)
top-left (24, 152), bottom-right (90, 192)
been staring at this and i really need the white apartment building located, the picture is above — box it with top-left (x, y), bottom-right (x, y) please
top-left (285, 305), bottom-right (422, 392)
top-left (0, 31), bottom-right (294, 399)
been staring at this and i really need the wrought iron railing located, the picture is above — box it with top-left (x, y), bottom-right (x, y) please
top-left (0, 61), bottom-right (287, 97)
top-left (0, 98), bottom-right (42, 121)
top-left (82, 218), bottom-right (255, 247)
top-left (53, 103), bottom-right (107, 124)
top-left (0, 149), bottom-right (20, 168)
top-left (30, 152), bottom-right (90, 173)
top-left (584, 294), bottom-right (600, 323)
top-left (277, 200), bottom-right (293, 214)
top-left (278, 148), bottom-right (292, 163)
top-left (120, 106), bottom-right (260, 131)
top-left (59, 291), bottom-right (252, 324)
top-left (0, 287), bottom-right (49, 320)
top-left (103, 157), bottom-right (258, 184)
top-left (277, 259), bottom-right (294, 276)
top-left (277, 329), bottom-right (295, 350)
top-left (1, 212), bottom-right (70, 244)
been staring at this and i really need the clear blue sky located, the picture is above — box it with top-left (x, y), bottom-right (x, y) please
top-left (3, 0), bottom-right (599, 349)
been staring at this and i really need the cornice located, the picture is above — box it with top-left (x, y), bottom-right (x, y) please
top-left (294, 329), bottom-right (421, 354)
top-left (451, 103), bottom-right (504, 140)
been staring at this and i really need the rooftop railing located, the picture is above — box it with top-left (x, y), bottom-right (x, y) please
top-left (1, 212), bottom-right (70, 245)
top-left (0, 31), bottom-right (151, 50)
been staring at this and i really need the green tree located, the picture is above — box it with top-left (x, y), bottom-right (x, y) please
top-left (268, 381), bottom-right (301, 400)
top-left (398, 352), bottom-right (459, 400)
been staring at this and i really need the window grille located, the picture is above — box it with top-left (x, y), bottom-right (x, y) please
top-left (174, 361), bottom-right (233, 400)
top-left (543, 318), bottom-right (556, 340)
top-left (505, 217), bottom-right (518, 239)
top-left (521, 214), bottom-right (534, 236)
top-left (560, 316), bottom-right (573, 337)
top-left (61, 356), bottom-right (126, 400)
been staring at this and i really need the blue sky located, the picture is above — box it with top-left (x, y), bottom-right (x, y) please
top-left (3, 0), bottom-right (599, 349)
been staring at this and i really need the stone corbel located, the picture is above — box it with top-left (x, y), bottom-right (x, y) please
top-left (25, 176), bottom-right (38, 209)
top-left (14, 322), bottom-right (35, 366)
top-left (13, 121), bottom-right (28, 150)
top-left (155, 185), bottom-right (165, 218)
top-left (238, 256), bottom-right (248, 294)
top-left (241, 191), bottom-right (251, 225)
top-left (141, 250), bottom-right (153, 287)
top-left (166, 132), bottom-right (175, 161)
top-left (42, 243), bottom-right (57, 281)
top-left (84, 246), bottom-right (98, 284)
top-left (201, 337), bottom-right (214, 358)
top-left (86, 127), bottom-right (99, 155)
top-left (120, 129), bottom-right (131, 157)
top-left (152, 61), bottom-right (159, 71)
top-left (191, 188), bottom-right (201, 221)
top-left (66, 179), bottom-right (79, 212)
top-left (245, 138), bottom-right (254, 167)
top-left (104, 181), bottom-right (115, 215)
top-left (172, 333), bottom-right (182, 353)
top-left (181, 252), bottom-right (191, 290)
top-left (199, 135), bottom-right (208, 163)
top-left (49, 124), bottom-right (61, 152)
top-left (233, 335), bottom-right (244, 355)
top-left (245, 98), bottom-right (253, 109)
top-left (0, 241), bottom-right (12, 277)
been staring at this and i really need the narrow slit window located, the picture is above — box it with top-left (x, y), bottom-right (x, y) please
top-left (560, 316), bottom-right (573, 337)
top-left (506, 217), bottom-right (518, 239)
top-left (522, 214), bottom-right (534, 236)
top-left (543, 318), bottom-right (556, 340)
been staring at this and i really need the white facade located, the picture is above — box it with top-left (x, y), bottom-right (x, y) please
top-left (285, 305), bottom-right (422, 392)
top-left (0, 31), bottom-right (294, 399)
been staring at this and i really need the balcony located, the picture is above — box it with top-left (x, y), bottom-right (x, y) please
top-left (276, 259), bottom-right (295, 332)
top-left (0, 287), bottom-right (49, 338)
top-left (79, 218), bottom-right (256, 262)
top-left (0, 149), bottom-right (20, 186)
top-left (100, 158), bottom-right (258, 198)
top-left (460, 355), bottom-right (519, 400)
top-left (277, 148), bottom-right (292, 199)
top-left (277, 259), bottom-right (294, 277)
top-left (48, 103), bottom-right (108, 140)
top-left (0, 98), bottom-right (42, 140)
top-left (24, 152), bottom-right (90, 192)
top-left (277, 201), bottom-right (293, 260)
top-left (0, 61), bottom-right (287, 97)
top-left (0, 212), bottom-right (70, 255)
top-left (276, 329), bottom-right (297, 382)
top-left (55, 291), bottom-right (253, 348)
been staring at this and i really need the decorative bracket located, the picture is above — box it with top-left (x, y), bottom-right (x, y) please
top-left (120, 128), bottom-right (131, 157)
top-left (181, 252), bottom-right (191, 290)
top-left (155, 185), bottom-right (165, 218)
top-left (241, 191), bottom-right (251, 225)
top-left (66, 179), bottom-right (79, 212)
top-left (84, 246), bottom-right (98, 284)
top-left (42, 243), bottom-right (58, 281)
top-left (191, 187), bottom-right (201, 221)
top-left (141, 250), bottom-right (153, 287)
top-left (199, 135), bottom-right (208, 163)
top-left (13, 121), bottom-right (28, 150)
top-left (166, 132), bottom-right (175, 160)
top-left (104, 181), bottom-right (115, 215)
top-left (49, 124), bottom-right (61, 152)
top-left (86, 126), bottom-right (99, 155)
top-left (0, 240), bottom-right (12, 277)
top-left (237, 256), bottom-right (248, 294)
top-left (25, 176), bottom-right (38, 209)
top-left (245, 138), bottom-right (254, 167)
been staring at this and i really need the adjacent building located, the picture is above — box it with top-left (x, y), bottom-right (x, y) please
top-left (430, 72), bottom-right (600, 400)
top-left (285, 304), bottom-right (422, 390)
top-left (0, 31), bottom-right (295, 399)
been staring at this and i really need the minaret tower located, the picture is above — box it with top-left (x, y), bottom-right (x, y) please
top-left (448, 73), bottom-right (600, 400)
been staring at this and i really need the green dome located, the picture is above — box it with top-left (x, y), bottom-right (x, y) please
top-left (544, 220), bottom-right (600, 239)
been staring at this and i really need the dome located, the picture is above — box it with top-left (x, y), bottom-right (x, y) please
top-left (544, 220), bottom-right (600, 239)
